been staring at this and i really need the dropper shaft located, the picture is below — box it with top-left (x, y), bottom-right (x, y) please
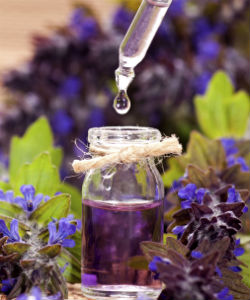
top-left (116, 0), bottom-right (173, 91)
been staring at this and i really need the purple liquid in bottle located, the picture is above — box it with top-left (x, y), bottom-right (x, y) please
top-left (82, 199), bottom-right (163, 298)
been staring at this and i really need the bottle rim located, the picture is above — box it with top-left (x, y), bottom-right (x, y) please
top-left (88, 126), bottom-right (161, 148)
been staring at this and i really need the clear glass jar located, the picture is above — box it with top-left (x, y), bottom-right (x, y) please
top-left (81, 126), bottom-right (164, 299)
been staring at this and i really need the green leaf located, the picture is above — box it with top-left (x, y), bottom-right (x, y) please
top-left (0, 181), bottom-right (12, 192)
top-left (241, 247), bottom-right (250, 288)
top-left (162, 131), bottom-right (227, 187)
top-left (127, 256), bottom-right (148, 270)
top-left (9, 117), bottom-right (62, 184)
top-left (3, 242), bottom-right (30, 256)
top-left (195, 71), bottom-right (250, 138)
top-left (38, 244), bottom-right (62, 258)
top-left (59, 183), bottom-right (82, 218)
top-left (0, 201), bottom-right (23, 218)
top-left (14, 153), bottom-right (60, 196)
top-left (29, 194), bottom-right (70, 225)
top-left (57, 248), bottom-right (81, 283)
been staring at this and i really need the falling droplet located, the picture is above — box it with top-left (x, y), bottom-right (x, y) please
top-left (113, 90), bottom-right (131, 115)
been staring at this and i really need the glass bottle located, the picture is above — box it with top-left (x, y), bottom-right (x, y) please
top-left (81, 126), bottom-right (164, 299)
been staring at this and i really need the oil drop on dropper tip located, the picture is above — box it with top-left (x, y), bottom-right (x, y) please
top-left (113, 0), bottom-right (173, 115)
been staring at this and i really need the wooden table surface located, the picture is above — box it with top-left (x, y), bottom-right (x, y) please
top-left (0, 0), bottom-right (115, 74)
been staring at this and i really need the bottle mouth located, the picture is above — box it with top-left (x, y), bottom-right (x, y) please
top-left (88, 126), bottom-right (161, 148)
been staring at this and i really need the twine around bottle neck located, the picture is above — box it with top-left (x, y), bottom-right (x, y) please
top-left (72, 135), bottom-right (182, 173)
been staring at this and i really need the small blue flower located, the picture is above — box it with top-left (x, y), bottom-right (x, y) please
top-left (229, 266), bottom-right (242, 272)
top-left (0, 190), bottom-right (14, 203)
top-left (242, 206), bottom-right (248, 213)
top-left (217, 287), bottom-right (234, 300)
top-left (227, 187), bottom-right (241, 203)
top-left (227, 156), bottom-right (250, 172)
top-left (172, 225), bottom-right (186, 236)
top-left (1, 278), bottom-right (17, 294)
top-left (170, 180), bottom-right (183, 192)
top-left (235, 239), bottom-right (240, 246)
top-left (196, 188), bottom-right (207, 204)
top-left (14, 185), bottom-right (43, 213)
top-left (191, 251), bottom-right (203, 259)
top-left (178, 183), bottom-right (197, 201)
top-left (60, 262), bottom-right (69, 273)
top-left (0, 219), bottom-right (21, 243)
top-left (70, 9), bottom-right (98, 41)
top-left (149, 256), bottom-right (169, 273)
top-left (233, 247), bottom-right (245, 257)
top-left (168, 0), bottom-right (187, 17)
top-left (59, 76), bottom-right (81, 99)
top-left (216, 266), bottom-right (222, 277)
top-left (50, 109), bottom-right (74, 136)
top-left (181, 199), bottom-right (192, 209)
top-left (197, 40), bottom-right (220, 61)
top-left (220, 138), bottom-right (238, 157)
top-left (48, 219), bottom-right (76, 248)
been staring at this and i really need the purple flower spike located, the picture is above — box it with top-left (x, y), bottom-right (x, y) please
top-left (48, 219), bottom-right (76, 248)
top-left (233, 247), bottom-right (245, 257)
top-left (178, 183), bottom-right (197, 201)
top-left (14, 185), bottom-right (43, 213)
top-left (0, 219), bottom-right (21, 243)
top-left (191, 251), bottom-right (203, 259)
top-left (236, 157), bottom-right (250, 172)
top-left (235, 239), bottom-right (240, 246)
top-left (1, 278), bottom-right (17, 294)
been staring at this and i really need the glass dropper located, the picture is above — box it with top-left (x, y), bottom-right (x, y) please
top-left (113, 0), bottom-right (173, 114)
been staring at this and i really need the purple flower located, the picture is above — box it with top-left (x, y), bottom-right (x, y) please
top-left (14, 185), bottom-right (43, 213)
top-left (170, 180), bottom-right (183, 192)
top-left (1, 278), bottom-right (17, 294)
top-left (113, 7), bottom-right (133, 31)
top-left (0, 219), bottom-right (21, 243)
top-left (181, 199), bottom-right (192, 209)
top-left (197, 40), bottom-right (220, 61)
top-left (168, 0), bottom-right (187, 17)
top-left (235, 239), bottom-right (240, 246)
top-left (196, 188), bottom-right (207, 204)
top-left (178, 183), bottom-right (197, 201)
top-left (227, 156), bottom-right (249, 172)
top-left (50, 109), bottom-right (74, 136)
top-left (233, 247), bottom-right (245, 257)
top-left (220, 138), bottom-right (238, 157)
top-left (48, 219), bottom-right (76, 248)
top-left (70, 9), bottom-right (98, 41)
top-left (0, 190), bottom-right (14, 203)
top-left (229, 266), bottom-right (242, 272)
top-left (242, 206), bottom-right (248, 213)
top-left (191, 251), bottom-right (203, 259)
top-left (227, 187), bottom-right (241, 203)
top-left (172, 225), bottom-right (187, 239)
top-left (149, 256), bottom-right (169, 273)
top-left (217, 287), bottom-right (234, 300)
top-left (58, 76), bottom-right (81, 99)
